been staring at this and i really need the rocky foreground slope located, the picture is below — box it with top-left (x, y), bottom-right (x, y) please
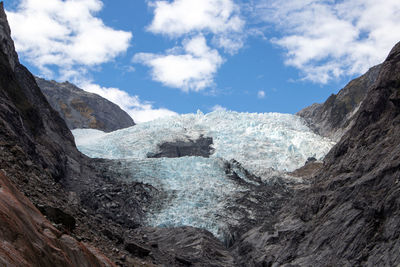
top-left (35, 77), bottom-right (135, 132)
top-left (232, 42), bottom-right (400, 266)
top-left (0, 171), bottom-right (115, 267)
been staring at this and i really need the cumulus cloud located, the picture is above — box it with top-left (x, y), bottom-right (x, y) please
top-left (79, 82), bottom-right (178, 123)
top-left (257, 90), bottom-right (266, 99)
top-left (133, 35), bottom-right (223, 92)
top-left (134, 0), bottom-right (245, 91)
top-left (147, 0), bottom-right (244, 37)
top-left (7, 0), bottom-right (177, 123)
top-left (254, 0), bottom-right (400, 83)
top-left (6, 0), bottom-right (132, 77)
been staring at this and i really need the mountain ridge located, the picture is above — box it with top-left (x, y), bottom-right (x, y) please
top-left (297, 63), bottom-right (381, 141)
top-left (35, 77), bottom-right (135, 132)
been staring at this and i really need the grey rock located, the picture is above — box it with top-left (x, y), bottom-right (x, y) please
top-left (130, 226), bottom-right (236, 266)
top-left (297, 64), bottom-right (381, 141)
top-left (124, 242), bottom-right (151, 258)
top-left (223, 160), bottom-right (298, 248)
top-left (35, 77), bottom-right (135, 132)
top-left (0, 4), bottom-right (150, 265)
top-left (0, 3), bottom-right (115, 265)
top-left (147, 135), bottom-right (214, 158)
top-left (0, 3), bottom-right (19, 71)
top-left (232, 41), bottom-right (400, 266)
top-left (36, 205), bottom-right (76, 231)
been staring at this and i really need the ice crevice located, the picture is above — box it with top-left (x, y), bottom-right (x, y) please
top-left (73, 110), bottom-right (335, 239)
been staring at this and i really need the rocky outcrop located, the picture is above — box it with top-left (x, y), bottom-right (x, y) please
top-left (0, 171), bottom-right (115, 267)
top-left (297, 64), bottom-right (381, 140)
top-left (126, 227), bottom-right (236, 266)
top-left (35, 77), bottom-right (135, 132)
top-left (147, 135), bottom-right (214, 158)
top-left (232, 41), bottom-right (400, 266)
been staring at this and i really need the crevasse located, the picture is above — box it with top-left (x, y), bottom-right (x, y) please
top-left (72, 110), bottom-right (335, 238)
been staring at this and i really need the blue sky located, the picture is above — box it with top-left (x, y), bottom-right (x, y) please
top-left (5, 0), bottom-right (400, 122)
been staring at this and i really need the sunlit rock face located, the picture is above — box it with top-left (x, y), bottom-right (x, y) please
top-left (35, 77), bottom-right (135, 132)
top-left (73, 110), bottom-right (335, 239)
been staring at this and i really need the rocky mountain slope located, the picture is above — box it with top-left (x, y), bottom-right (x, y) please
top-left (0, 171), bottom-right (115, 267)
top-left (35, 77), bottom-right (135, 132)
top-left (0, 2), bottom-right (116, 265)
top-left (297, 64), bottom-right (381, 141)
top-left (232, 41), bottom-right (400, 266)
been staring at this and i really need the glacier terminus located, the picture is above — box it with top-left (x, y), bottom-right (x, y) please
top-left (73, 110), bottom-right (335, 241)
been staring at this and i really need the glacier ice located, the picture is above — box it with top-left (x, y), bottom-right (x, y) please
top-left (73, 110), bottom-right (334, 174)
top-left (72, 110), bottom-right (335, 239)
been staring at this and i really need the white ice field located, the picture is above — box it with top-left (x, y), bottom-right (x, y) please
top-left (73, 110), bottom-right (335, 238)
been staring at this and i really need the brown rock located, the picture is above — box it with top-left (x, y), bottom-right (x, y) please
top-left (0, 171), bottom-right (115, 267)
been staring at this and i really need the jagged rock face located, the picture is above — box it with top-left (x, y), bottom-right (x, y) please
top-left (0, 4), bottom-right (78, 183)
top-left (0, 3), bottom-right (146, 265)
top-left (0, 171), bottom-right (115, 267)
top-left (127, 226), bottom-right (236, 266)
top-left (35, 77), bottom-right (135, 132)
top-left (0, 3), bottom-right (18, 71)
top-left (232, 41), bottom-right (400, 266)
top-left (297, 64), bottom-right (381, 141)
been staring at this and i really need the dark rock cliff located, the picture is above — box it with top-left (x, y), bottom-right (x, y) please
top-left (35, 77), bottom-right (135, 132)
top-left (0, 2), bottom-right (151, 265)
top-left (297, 64), bottom-right (381, 141)
top-left (0, 2), bottom-right (115, 265)
top-left (233, 42), bottom-right (400, 266)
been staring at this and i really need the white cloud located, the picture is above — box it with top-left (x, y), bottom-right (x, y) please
top-left (79, 81), bottom-right (178, 123)
top-left (6, 0), bottom-right (132, 77)
top-left (148, 0), bottom-right (244, 37)
top-left (7, 0), bottom-right (178, 123)
top-left (134, 0), bottom-right (245, 91)
top-left (254, 0), bottom-right (400, 83)
top-left (211, 104), bottom-right (227, 112)
top-left (257, 90), bottom-right (265, 99)
top-left (133, 35), bottom-right (223, 92)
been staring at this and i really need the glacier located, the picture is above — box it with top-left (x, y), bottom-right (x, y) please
top-left (73, 110), bottom-right (335, 239)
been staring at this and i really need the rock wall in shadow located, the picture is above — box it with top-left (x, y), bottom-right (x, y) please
top-left (233, 41), bottom-right (400, 266)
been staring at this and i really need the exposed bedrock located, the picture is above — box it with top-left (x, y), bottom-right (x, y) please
top-left (297, 63), bottom-right (381, 141)
top-left (0, 171), bottom-right (115, 267)
top-left (35, 77), bottom-right (135, 132)
top-left (126, 226), bottom-right (236, 266)
top-left (147, 135), bottom-right (214, 158)
top-left (232, 41), bottom-right (400, 266)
